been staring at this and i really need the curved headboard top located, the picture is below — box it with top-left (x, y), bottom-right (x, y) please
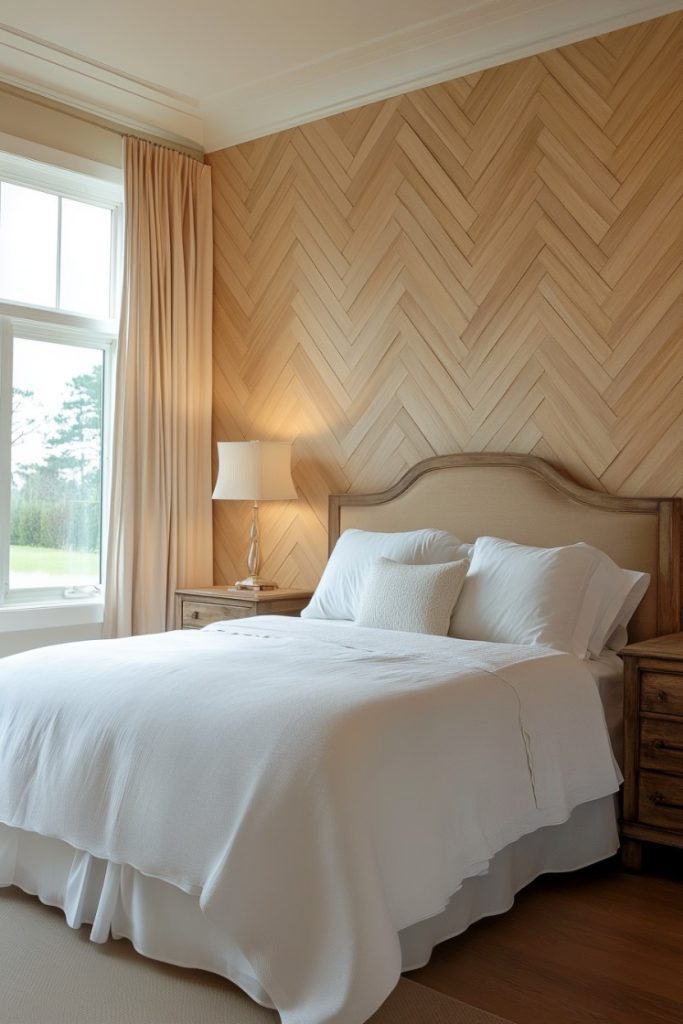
top-left (329, 453), bottom-right (681, 643)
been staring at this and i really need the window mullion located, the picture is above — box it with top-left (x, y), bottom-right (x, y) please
top-left (56, 195), bottom-right (62, 311)
top-left (109, 206), bottom-right (119, 320)
top-left (100, 342), bottom-right (115, 590)
top-left (0, 319), bottom-right (14, 605)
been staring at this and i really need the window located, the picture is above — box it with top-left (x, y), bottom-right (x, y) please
top-left (0, 155), bottom-right (122, 607)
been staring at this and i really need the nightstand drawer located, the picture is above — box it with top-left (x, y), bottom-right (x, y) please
top-left (175, 588), bottom-right (312, 630)
top-left (182, 600), bottom-right (252, 628)
top-left (640, 671), bottom-right (683, 717)
top-left (638, 771), bottom-right (683, 832)
top-left (640, 719), bottom-right (683, 775)
top-left (621, 633), bottom-right (683, 869)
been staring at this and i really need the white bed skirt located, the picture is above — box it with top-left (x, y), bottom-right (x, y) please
top-left (0, 796), bottom-right (618, 1011)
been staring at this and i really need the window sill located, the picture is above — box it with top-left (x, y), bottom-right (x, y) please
top-left (0, 599), bottom-right (104, 634)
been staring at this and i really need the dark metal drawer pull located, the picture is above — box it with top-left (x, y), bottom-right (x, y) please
top-left (649, 792), bottom-right (683, 811)
top-left (657, 690), bottom-right (668, 702)
top-left (191, 610), bottom-right (199, 620)
top-left (652, 739), bottom-right (683, 753)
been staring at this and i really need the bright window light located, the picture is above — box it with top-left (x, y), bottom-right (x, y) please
top-left (9, 338), bottom-right (104, 590)
top-left (0, 154), bottom-right (121, 607)
top-left (0, 182), bottom-right (58, 308)
top-left (60, 199), bottom-right (112, 317)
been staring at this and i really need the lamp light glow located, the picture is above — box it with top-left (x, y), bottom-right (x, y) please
top-left (212, 441), bottom-right (297, 590)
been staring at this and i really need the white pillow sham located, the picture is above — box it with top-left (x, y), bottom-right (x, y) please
top-left (574, 543), bottom-right (650, 656)
top-left (448, 536), bottom-right (607, 657)
top-left (605, 625), bottom-right (628, 652)
top-left (355, 557), bottom-right (470, 636)
top-left (302, 528), bottom-right (467, 621)
top-left (603, 572), bottom-right (650, 652)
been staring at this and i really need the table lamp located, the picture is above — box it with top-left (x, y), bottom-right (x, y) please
top-left (212, 440), bottom-right (297, 590)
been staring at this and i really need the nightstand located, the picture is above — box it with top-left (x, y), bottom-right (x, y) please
top-left (175, 587), bottom-right (313, 630)
top-left (621, 632), bottom-right (683, 871)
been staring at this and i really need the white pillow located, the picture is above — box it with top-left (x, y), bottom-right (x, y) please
top-left (355, 557), bottom-right (470, 636)
top-left (302, 528), bottom-right (467, 621)
top-left (574, 543), bottom-right (650, 656)
top-left (448, 536), bottom-right (607, 658)
top-left (606, 625), bottom-right (630, 651)
top-left (603, 571), bottom-right (650, 652)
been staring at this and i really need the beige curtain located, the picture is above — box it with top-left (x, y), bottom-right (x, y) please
top-left (104, 137), bottom-right (213, 637)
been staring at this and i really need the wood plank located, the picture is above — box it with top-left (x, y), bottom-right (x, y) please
top-left (210, 13), bottom-right (683, 591)
top-left (409, 864), bottom-right (683, 1024)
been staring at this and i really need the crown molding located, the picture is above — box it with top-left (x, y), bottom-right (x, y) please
top-left (0, 24), bottom-right (204, 148)
top-left (0, 1), bottom-right (680, 155)
top-left (202, 0), bottom-right (683, 151)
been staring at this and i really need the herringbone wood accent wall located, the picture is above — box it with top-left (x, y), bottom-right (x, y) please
top-left (208, 13), bottom-right (683, 589)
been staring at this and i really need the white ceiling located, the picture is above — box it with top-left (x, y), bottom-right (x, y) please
top-left (0, 0), bottom-right (679, 152)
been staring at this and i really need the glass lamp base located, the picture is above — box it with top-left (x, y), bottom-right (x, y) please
top-left (233, 575), bottom-right (278, 591)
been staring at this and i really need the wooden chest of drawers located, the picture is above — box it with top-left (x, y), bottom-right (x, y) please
top-left (621, 632), bottom-right (683, 870)
top-left (175, 587), bottom-right (313, 630)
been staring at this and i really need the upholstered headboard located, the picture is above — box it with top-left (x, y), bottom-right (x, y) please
top-left (329, 454), bottom-right (681, 643)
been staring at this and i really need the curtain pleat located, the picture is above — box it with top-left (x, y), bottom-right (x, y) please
top-left (103, 138), bottom-right (213, 637)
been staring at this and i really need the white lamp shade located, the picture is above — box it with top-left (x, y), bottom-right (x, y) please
top-left (212, 441), bottom-right (297, 501)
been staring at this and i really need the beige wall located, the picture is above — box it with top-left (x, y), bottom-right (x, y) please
top-left (0, 84), bottom-right (202, 171)
top-left (209, 12), bottom-right (683, 589)
top-left (0, 84), bottom-right (122, 168)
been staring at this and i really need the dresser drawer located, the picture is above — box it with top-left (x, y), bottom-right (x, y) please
top-left (640, 672), bottom-right (683, 717)
top-left (181, 600), bottom-right (252, 629)
top-left (640, 719), bottom-right (683, 775)
top-left (638, 771), bottom-right (683, 832)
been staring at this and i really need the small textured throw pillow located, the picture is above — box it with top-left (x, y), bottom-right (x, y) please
top-left (355, 557), bottom-right (470, 636)
top-left (301, 528), bottom-right (467, 621)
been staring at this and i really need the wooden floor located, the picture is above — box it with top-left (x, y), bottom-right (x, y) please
top-left (410, 851), bottom-right (683, 1024)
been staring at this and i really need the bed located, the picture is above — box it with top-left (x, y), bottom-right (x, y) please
top-left (1, 454), bottom-right (680, 1024)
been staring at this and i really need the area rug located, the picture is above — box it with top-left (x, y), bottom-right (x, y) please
top-left (0, 887), bottom-right (512, 1024)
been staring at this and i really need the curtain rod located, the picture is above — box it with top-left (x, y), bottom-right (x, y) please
top-left (0, 81), bottom-right (205, 163)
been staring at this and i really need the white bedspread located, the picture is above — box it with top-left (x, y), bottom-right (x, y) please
top-left (0, 617), bottom-right (621, 1024)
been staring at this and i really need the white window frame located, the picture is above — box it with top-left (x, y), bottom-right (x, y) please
top-left (0, 153), bottom-right (122, 614)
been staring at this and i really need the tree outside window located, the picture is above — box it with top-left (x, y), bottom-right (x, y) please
top-left (0, 160), bottom-right (120, 604)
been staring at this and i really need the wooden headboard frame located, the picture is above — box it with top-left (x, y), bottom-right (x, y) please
top-left (329, 453), bottom-right (681, 642)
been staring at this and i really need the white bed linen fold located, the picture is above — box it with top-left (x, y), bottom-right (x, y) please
top-left (0, 618), bottom-right (621, 1024)
top-left (586, 652), bottom-right (624, 766)
top-left (0, 795), bottom-right (618, 1007)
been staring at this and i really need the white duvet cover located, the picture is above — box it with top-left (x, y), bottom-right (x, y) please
top-left (0, 617), bottom-right (621, 1024)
